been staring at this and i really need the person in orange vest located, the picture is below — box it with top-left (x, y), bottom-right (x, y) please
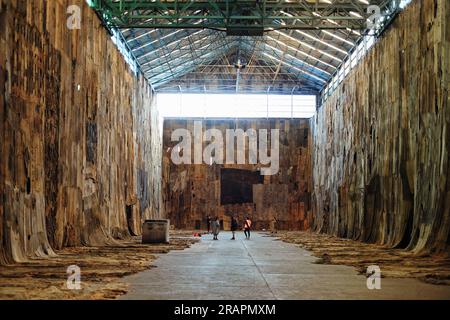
top-left (244, 217), bottom-right (252, 239)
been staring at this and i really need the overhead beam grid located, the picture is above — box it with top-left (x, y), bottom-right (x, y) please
top-left (89, 0), bottom-right (406, 94)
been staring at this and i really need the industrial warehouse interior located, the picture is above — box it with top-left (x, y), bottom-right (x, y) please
top-left (0, 0), bottom-right (449, 307)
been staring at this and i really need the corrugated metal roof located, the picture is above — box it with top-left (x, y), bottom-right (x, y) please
top-left (92, 0), bottom-right (405, 94)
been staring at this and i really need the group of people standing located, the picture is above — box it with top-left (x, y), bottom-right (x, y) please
top-left (206, 215), bottom-right (252, 240)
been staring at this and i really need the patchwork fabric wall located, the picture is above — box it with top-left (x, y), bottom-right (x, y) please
top-left (312, 0), bottom-right (450, 253)
top-left (0, 0), bottom-right (162, 264)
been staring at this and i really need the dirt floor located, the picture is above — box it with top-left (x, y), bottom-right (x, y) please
top-left (271, 231), bottom-right (450, 285)
top-left (0, 231), bottom-right (199, 299)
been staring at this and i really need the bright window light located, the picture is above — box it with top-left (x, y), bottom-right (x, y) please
top-left (399, 0), bottom-right (413, 9)
top-left (110, 29), bottom-right (138, 74)
top-left (156, 93), bottom-right (316, 118)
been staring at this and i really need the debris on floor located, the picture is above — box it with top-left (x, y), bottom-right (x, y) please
top-left (0, 231), bottom-right (199, 300)
top-left (272, 231), bottom-right (450, 285)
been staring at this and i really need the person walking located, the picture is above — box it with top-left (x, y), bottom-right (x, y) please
top-left (230, 216), bottom-right (238, 240)
top-left (244, 217), bottom-right (252, 239)
top-left (212, 217), bottom-right (220, 240)
top-left (270, 216), bottom-right (277, 234)
top-left (206, 215), bottom-right (211, 234)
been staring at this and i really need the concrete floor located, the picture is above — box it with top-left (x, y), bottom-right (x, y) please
top-left (120, 232), bottom-right (450, 300)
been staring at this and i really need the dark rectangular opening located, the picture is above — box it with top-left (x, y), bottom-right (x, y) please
top-left (220, 168), bottom-right (263, 205)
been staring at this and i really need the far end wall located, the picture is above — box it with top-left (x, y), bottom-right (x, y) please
top-left (162, 119), bottom-right (312, 230)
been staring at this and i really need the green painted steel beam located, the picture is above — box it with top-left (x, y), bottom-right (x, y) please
top-left (91, 0), bottom-right (370, 30)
